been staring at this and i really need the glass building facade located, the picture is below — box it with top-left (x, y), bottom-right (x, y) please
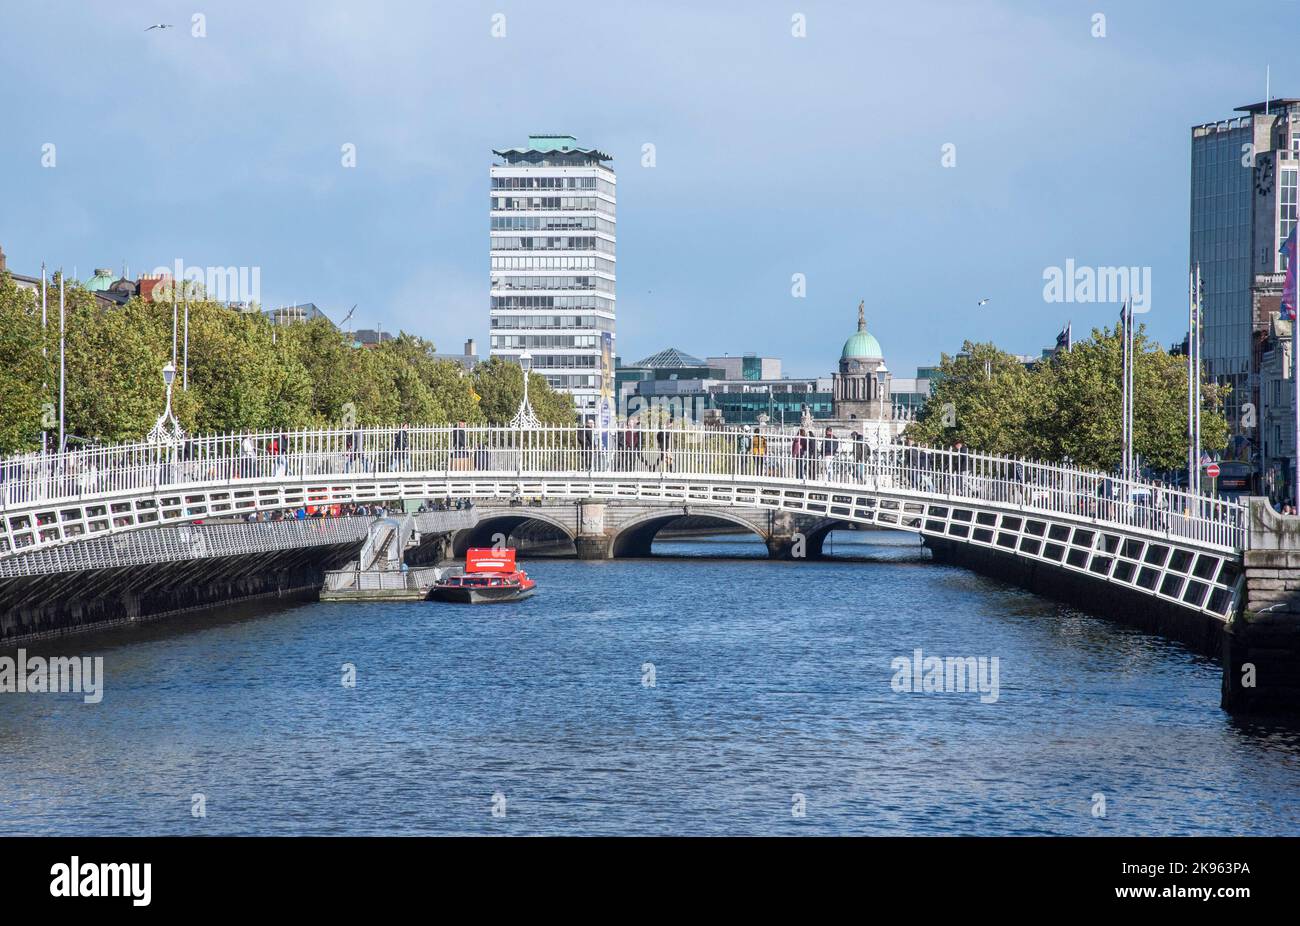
top-left (1190, 115), bottom-right (1254, 431)
top-left (1191, 102), bottom-right (1300, 436)
top-left (490, 136), bottom-right (615, 415)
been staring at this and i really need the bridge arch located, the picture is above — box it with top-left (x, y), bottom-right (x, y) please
top-left (782, 517), bottom-right (864, 559)
top-left (610, 508), bottom-right (772, 558)
top-left (451, 510), bottom-right (575, 557)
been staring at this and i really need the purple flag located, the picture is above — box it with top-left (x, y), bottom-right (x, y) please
top-left (1281, 223), bottom-right (1297, 321)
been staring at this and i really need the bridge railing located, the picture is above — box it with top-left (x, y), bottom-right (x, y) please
top-left (0, 424), bottom-right (1248, 551)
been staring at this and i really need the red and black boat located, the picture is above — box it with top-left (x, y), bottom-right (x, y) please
top-left (428, 548), bottom-right (537, 604)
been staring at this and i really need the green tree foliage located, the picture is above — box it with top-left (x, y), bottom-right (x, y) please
top-left (470, 357), bottom-right (576, 425)
top-left (905, 341), bottom-right (1042, 455)
top-left (179, 302), bottom-right (314, 431)
top-left (906, 326), bottom-right (1229, 472)
top-left (62, 295), bottom-right (178, 443)
top-left (0, 278), bottom-right (572, 451)
top-left (0, 273), bottom-right (50, 451)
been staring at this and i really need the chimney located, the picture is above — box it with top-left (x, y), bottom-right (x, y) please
top-left (0, 244), bottom-right (6, 273)
top-left (464, 338), bottom-right (477, 357)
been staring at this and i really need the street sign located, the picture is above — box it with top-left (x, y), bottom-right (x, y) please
top-left (1206, 462), bottom-right (1220, 478)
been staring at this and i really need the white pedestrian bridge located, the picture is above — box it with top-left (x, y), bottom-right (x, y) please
top-left (0, 425), bottom-right (1249, 619)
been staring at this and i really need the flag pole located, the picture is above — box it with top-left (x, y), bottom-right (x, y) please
top-left (40, 263), bottom-right (47, 454)
top-left (183, 286), bottom-right (189, 391)
top-left (1187, 270), bottom-right (1195, 495)
top-left (1127, 298), bottom-right (1134, 482)
top-left (1195, 263), bottom-right (1203, 499)
top-left (58, 271), bottom-right (66, 455)
top-left (171, 285), bottom-right (178, 366)
top-left (1121, 299), bottom-right (1130, 482)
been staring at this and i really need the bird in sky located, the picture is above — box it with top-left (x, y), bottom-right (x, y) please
top-left (977, 298), bottom-right (990, 307)
top-left (144, 24), bottom-right (174, 31)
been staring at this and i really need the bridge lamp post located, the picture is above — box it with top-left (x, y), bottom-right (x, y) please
top-left (147, 360), bottom-right (184, 445)
top-left (509, 351), bottom-right (542, 430)
top-left (510, 351), bottom-right (541, 474)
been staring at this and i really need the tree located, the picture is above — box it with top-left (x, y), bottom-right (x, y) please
top-left (905, 341), bottom-right (1042, 454)
top-left (424, 358), bottom-right (482, 423)
top-left (1032, 324), bottom-right (1228, 471)
top-left (177, 301), bottom-right (311, 432)
top-left (907, 326), bottom-right (1229, 473)
top-left (0, 273), bottom-right (50, 452)
top-left (0, 278), bottom-right (577, 445)
top-left (279, 316), bottom-right (364, 425)
top-left (470, 357), bottom-right (576, 425)
top-left (62, 293), bottom-right (177, 443)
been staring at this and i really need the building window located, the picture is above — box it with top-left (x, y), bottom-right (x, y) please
top-left (1281, 168), bottom-right (1298, 248)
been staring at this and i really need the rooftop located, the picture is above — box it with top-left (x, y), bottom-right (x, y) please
top-left (1234, 99), bottom-right (1300, 114)
top-left (494, 134), bottom-right (612, 162)
top-left (629, 347), bottom-right (708, 369)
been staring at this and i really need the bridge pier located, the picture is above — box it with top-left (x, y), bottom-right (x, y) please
top-left (765, 511), bottom-right (827, 560)
top-left (575, 500), bottom-right (613, 560)
top-left (1222, 500), bottom-right (1300, 713)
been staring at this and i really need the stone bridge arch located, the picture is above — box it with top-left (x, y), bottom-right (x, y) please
top-left (601, 504), bottom-right (852, 559)
top-left (610, 508), bottom-right (771, 557)
top-left (450, 509), bottom-right (576, 557)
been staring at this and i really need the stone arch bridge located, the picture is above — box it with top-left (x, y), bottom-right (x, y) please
top-left (452, 499), bottom-right (847, 559)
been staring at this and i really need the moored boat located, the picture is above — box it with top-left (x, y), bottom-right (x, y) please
top-left (428, 548), bottom-right (536, 604)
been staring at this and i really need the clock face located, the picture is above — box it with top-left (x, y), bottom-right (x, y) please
top-left (1256, 158), bottom-right (1274, 196)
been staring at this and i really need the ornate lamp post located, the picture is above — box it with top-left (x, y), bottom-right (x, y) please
top-left (509, 350), bottom-right (541, 430)
top-left (147, 361), bottom-right (184, 444)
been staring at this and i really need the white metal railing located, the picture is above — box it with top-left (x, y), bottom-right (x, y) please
top-left (358, 520), bottom-right (397, 571)
top-left (322, 565), bottom-right (444, 593)
top-left (0, 424), bottom-right (1249, 552)
top-left (0, 509), bottom-right (476, 577)
top-left (356, 516), bottom-right (420, 571)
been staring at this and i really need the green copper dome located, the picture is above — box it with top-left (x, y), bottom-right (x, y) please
top-left (85, 268), bottom-right (115, 292)
top-left (840, 330), bottom-right (883, 360)
top-left (840, 301), bottom-right (883, 359)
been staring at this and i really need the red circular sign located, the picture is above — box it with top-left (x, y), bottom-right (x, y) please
top-left (1206, 463), bottom-right (1220, 478)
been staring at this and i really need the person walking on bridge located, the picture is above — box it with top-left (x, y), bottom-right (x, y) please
top-left (240, 434), bottom-right (256, 478)
top-left (657, 419), bottom-right (674, 472)
top-left (951, 440), bottom-right (969, 495)
top-left (821, 427), bottom-right (838, 481)
top-left (751, 426), bottom-right (767, 475)
top-left (451, 420), bottom-right (468, 471)
top-left (792, 428), bottom-right (807, 480)
top-left (851, 430), bottom-right (868, 484)
top-left (619, 421), bottom-right (636, 471)
top-left (580, 418), bottom-right (595, 471)
top-left (392, 425), bottom-right (410, 472)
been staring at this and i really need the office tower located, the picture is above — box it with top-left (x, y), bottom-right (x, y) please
top-left (490, 135), bottom-right (616, 418)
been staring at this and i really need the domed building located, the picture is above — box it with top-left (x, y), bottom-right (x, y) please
top-left (84, 268), bottom-right (116, 293)
top-left (831, 301), bottom-right (891, 420)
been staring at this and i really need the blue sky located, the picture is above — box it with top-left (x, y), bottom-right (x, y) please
top-left (1, 0), bottom-right (1296, 377)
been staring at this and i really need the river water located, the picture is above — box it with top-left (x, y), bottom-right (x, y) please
top-left (1, 530), bottom-right (1297, 835)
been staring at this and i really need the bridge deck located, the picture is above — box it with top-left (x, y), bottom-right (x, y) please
top-left (0, 426), bottom-right (1248, 620)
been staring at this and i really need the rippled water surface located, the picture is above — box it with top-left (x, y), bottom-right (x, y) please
top-left (2, 531), bottom-right (1298, 835)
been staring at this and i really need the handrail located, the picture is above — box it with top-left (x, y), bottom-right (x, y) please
top-left (0, 424), bottom-right (1249, 553)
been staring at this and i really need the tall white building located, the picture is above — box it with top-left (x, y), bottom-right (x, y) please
top-left (490, 135), bottom-right (616, 418)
